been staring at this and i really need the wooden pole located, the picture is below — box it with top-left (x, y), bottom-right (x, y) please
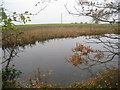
top-left (61, 13), bottom-right (63, 24)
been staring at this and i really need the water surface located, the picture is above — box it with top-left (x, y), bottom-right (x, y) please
top-left (3, 34), bottom-right (118, 86)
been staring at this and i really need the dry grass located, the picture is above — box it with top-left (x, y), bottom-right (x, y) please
top-left (3, 25), bottom-right (119, 48)
top-left (69, 68), bottom-right (120, 88)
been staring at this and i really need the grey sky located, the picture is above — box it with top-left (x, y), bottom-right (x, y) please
top-left (3, 0), bottom-right (93, 24)
top-left (3, 0), bottom-right (94, 24)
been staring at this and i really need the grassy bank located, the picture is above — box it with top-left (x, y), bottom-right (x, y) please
top-left (3, 24), bottom-right (119, 48)
top-left (69, 68), bottom-right (119, 88)
top-left (3, 68), bottom-right (119, 88)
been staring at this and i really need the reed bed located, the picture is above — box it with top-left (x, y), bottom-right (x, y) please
top-left (3, 24), bottom-right (119, 48)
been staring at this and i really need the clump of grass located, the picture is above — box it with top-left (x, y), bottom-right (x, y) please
top-left (17, 77), bottom-right (54, 88)
top-left (69, 68), bottom-right (119, 88)
top-left (2, 66), bottom-right (22, 88)
top-left (16, 69), bottom-right (54, 88)
top-left (3, 24), bottom-right (118, 48)
top-left (3, 68), bottom-right (54, 88)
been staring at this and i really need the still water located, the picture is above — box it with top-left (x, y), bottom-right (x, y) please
top-left (2, 34), bottom-right (118, 86)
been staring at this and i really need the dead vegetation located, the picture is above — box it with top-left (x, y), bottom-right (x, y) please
top-left (3, 25), bottom-right (118, 48)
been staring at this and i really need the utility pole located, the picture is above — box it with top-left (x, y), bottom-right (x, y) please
top-left (61, 13), bottom-right (63, 24)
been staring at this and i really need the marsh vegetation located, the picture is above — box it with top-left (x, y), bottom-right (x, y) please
top-left (1, 0), bottom-right (119, 88)
top-left (2, 24), bottom-right (119, 88)
top-left (2, 24), bottom-right (118, 48)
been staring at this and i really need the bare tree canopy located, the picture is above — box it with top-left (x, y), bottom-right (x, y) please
top-left (66, 34), bottom-right (119, 70)
top-left (65, 0), bottom-right (120, 23)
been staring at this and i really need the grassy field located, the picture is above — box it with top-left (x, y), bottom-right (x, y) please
top-left (3, 24), bottom-right (119, 48)
top-left (17, 23), bottom-right (118, 27)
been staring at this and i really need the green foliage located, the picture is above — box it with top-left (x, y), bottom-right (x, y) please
top-left (0, 7), bottom-right (31, 30)
top-left (2, 66), bottom-right (22, 88)
top-left (1, 7), bottom-right (32, 88)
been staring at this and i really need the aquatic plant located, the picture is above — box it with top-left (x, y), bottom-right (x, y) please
top-left (16, 69), bottom-right (54, 88)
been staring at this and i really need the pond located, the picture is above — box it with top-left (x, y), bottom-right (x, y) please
top-left (2, 34), bottom-right (119, 86)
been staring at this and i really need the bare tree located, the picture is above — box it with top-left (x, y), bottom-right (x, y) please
top-left (65, 0), bottom-right (120, 23)
top-left (66, 34), bottom-right (119, 69)
top-left (64, 0), bottom-right (120, 69)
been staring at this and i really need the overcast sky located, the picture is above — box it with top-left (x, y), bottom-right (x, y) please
top-left (2, 0), bottom-right (98, 24)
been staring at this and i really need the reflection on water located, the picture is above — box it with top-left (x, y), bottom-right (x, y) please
top-left (2, 34), bottom-right (119, 86)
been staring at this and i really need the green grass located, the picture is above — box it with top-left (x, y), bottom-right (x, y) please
top-left (16, 23), bottom-right (118, 27)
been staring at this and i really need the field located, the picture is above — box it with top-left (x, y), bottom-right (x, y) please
top-left (2, 23), bottom-right (118, 47)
